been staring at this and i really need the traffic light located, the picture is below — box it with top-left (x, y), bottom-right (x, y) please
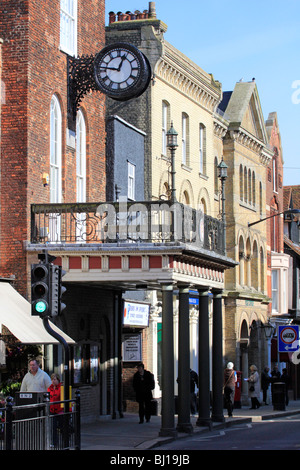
top-left (31, 263), bottom-right (51, 316)
top-left (50, 265), bottom-right (67, 317)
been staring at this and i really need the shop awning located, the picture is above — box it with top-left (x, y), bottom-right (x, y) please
top-left (0, 282), bottom-right (75, 344)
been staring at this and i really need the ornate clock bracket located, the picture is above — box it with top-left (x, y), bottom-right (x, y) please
top-left (67, 54), bottom-right (98, 124)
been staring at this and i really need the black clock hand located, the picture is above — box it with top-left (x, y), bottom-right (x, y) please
top-left (117, 55), bottom-right (127, 71)
top-left (99, 66), bottom-right (120, 71)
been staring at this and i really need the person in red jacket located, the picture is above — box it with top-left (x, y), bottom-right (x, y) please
top-left (48, 373), bottom-right (62, 414)
top-left (48, 373), bottom-right (63, 447)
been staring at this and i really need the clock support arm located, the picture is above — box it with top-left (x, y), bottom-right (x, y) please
top-left (67, 54), bottom-right (98, 124)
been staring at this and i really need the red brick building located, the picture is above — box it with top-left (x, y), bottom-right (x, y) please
top-left (0, 0), bottom-right (106, 295)
top-left (0, 0), bottom-right (109, 420)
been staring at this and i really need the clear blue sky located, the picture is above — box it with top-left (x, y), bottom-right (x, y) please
top-left (106, 0), bottom-right (300, 187)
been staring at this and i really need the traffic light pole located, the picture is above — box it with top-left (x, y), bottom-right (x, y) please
top-left (42, 317), bottom-right (70, 404)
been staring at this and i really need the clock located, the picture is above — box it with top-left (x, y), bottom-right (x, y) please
top-left (94, 42), bottom-right (151, 101)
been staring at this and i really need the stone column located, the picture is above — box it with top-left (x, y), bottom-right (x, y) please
top-left (177, 284), bottom-right (193, 433)
top-left (159, 282), bottom-right (177, 438)
top-left (211, 289), bottom-right (225, 422)
top-left (196, 288), bottom-right (212, 428)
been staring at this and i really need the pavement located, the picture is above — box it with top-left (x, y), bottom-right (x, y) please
top-left (80, 400), bottom-right (300, 451)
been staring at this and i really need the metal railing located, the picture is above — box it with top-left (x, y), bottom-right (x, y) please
top-left (30, 200), bottom-right (225, 255)
top-left (0, 391), bottom-right (80, 451)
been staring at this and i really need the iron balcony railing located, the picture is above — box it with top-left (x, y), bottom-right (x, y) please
top-left (30, 200), bottom-right (225, 255)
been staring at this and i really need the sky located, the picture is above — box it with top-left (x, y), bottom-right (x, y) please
top-left (105, 0), bottom-right (300, 187)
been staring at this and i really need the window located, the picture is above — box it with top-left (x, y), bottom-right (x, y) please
top-left (182, 114), bottom-right (187, 165)
top-left (214, 157), bottom-right (219, 195)
top-left (199, 124), bottom-right (206, 174)
top-left (50, 95), bottom-right (62, 204)
top-left (128, 162), bottom-right (135, 200)
top-left (76, 110), bottom-right (86, 203)
top-left (272, 270), bottom-right (279, 312)
top-left (162, 101), bottom-right (169, 156)
top-left (273, 156), bottom-right (278, 192)
top-left (252, 172), bottom-right (256, 206)
top-left (49, 95), bottom-right (62, 242)
top-left (60, 0), bottom-right (77, 56)
top-left (239, 165), bottom-right (243, 201)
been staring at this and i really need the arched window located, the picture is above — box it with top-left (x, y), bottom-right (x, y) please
top-left (273, 150), bottom-right (278, 192)
top-left (214, 157), bottom-right (219, 195)
top-left (252, 241), bottom-right (259, 290)
top-left (182, 113), bottom-right (189, 165)
top-left (162, 101), bottom-right (170, 156)
top-left (199, 123), bottom-right (206, 174)
top-left (259, 182), bottom-right (263, 216)
top-left (183, 190), bottom-right (190, 206)
top-left (238, 236), bottom-right (245, 286)
top-left (244, 167), bottom-right (248, 203)
top-left (50, 95), bottom-right (62, 204)
top-left (252, 172), bottom-right (256, 206)
top-left (76, 109), bottom-right (86, 203)
top-left (248, 168), bottom-right (252, 205)
top-left (239, 165), bottom-right (243, 201)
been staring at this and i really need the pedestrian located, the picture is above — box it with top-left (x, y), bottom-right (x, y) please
top-left (20, 358), bottom-right (52, 393)
top-left (271, 364), bottom-right (281, 381)
top-left (189, 369), bottom-right (199, 415)
top-left (133, 363), bottom-right (155, 423)
top-left (223, 362), bottom-right (237, 417)
top-left (247, 365), bottom-right (261, 409)
top-left (281, 368), bottom-right (291, 406)
top-left (261, 366), bottom-right (270, 405)
top-left (48, 373), bottom-right (63, 447)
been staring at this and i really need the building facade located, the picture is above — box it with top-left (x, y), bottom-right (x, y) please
top-left (0, 0), bottom-right (111, 420)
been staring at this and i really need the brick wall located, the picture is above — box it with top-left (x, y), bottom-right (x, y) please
top-left (0, 0), bottom-right (106, 295)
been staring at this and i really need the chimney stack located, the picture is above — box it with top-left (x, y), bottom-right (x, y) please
top-left (148, 2), bottom-right (157, 18)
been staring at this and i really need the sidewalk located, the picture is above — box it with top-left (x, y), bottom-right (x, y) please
top-left (80, 400), bottom-right (300, 450)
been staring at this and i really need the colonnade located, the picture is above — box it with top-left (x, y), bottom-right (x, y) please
top-left (159, 282), bottom-right (224, 437)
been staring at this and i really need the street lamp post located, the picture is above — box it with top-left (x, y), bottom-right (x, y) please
top-left (166, 122), bottom-right (178, 204)
top-left (217, 158), bottom-right (228, 254)
top-left (248, 209), bottom-right (300, 227)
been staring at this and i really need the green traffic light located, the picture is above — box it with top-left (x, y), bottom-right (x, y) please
top-left (34, 300), bottom-right (47, 314)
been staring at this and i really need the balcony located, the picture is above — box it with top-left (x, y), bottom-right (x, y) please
top-left (30, 200), bottom-right (225, 256)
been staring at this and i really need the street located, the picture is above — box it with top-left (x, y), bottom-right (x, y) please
top-left (155, 414), bottom-right (300, 451)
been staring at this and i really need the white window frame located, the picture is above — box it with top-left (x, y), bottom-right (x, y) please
top-left (60, 0), bottom-right (77, 56)
top-left (272, 269), bottom-right (279, 313)
top-left (76, 109), bottom-right (86, 203)
top-left (128, 162), bottom-right (136, 201)
top-left (50, 95), bottom-right (62, 204)
top-left (182, 114), bottom-right (187, 165)
top-left (49, 95), bottom-right (62, 242)
top-left (162, 102), bottom-right (168, 156)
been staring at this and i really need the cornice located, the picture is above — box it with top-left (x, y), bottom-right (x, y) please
top-left (155, 41), bottom-right (222, 113)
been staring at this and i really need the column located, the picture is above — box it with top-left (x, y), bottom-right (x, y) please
top-left (177, 284), bottom-right (193, 433)
top-left (159, 282), bottom-right (177, 438)
top-left (211, 289), bottom-right (225, 422)
top-left (196, 288), bottom-right (212, 427)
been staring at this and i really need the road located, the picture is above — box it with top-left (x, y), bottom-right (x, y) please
top-left (155, 415), bottom-right (300, 450)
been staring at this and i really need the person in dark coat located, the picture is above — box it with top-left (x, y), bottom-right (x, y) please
top-left (133, 363), bottom-right (155, 423)
top-left (189, 369), bottom-right (199, 415)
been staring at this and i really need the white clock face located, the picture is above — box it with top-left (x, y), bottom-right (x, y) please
top-left (94, 43), bottom-right (151, 101)
top-left (99, 50), bottom-right (140, 90)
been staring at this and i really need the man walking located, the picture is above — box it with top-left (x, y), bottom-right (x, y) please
top-left (133, 363), bottom-right (155, 423)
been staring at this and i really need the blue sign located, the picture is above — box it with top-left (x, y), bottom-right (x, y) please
top-left (278, 325), bottom-right (299, 352)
